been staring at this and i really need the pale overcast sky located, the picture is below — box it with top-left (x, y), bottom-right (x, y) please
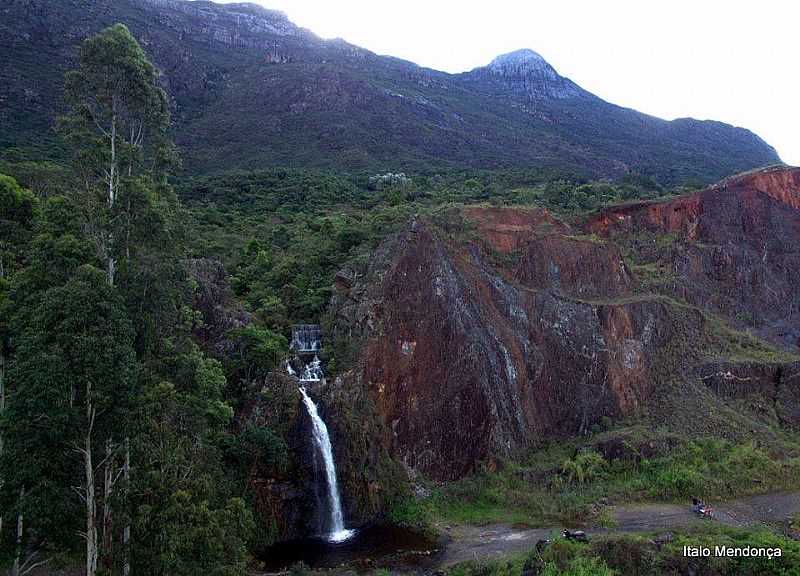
top-left (212, 0), bottom-right (798, 165)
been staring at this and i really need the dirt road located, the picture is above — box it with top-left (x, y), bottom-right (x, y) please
top-left (437, 491), bottom-right (800, 567)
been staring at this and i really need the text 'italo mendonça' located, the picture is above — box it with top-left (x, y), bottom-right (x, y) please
top-left (683, 546), bottom-right (782, 560)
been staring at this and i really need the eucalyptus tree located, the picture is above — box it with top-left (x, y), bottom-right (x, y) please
top-left (60, 23), bottom-right (170, 287)
top-left (2, 23), bottom-right (253, 576)
top-left (0, 175), bottom-right (36, 575)
top-left (59, 26), bottom-right (173, 574)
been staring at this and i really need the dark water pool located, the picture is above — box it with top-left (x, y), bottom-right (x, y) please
top-left (259, 525), bottom-right (441, 572)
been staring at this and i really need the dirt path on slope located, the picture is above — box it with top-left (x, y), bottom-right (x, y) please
top-left (436, 491), bottom-right (800, 567)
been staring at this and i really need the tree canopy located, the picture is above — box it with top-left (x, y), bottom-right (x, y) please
top-left (0, 25), bottom-right (252, 576)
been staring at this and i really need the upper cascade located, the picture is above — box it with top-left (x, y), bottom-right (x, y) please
top-left (481, 48), bottom-right (584, 99)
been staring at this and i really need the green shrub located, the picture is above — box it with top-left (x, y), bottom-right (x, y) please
top-left (540, 556), bottom-right (617, 576)
top-left (288, 562), bottom-right (310, 576)
top-left (561, 451), bottom-right (607, 485)
top-left (648, 464), bottom-right (705, 499)
top-left (387, 496), bottom-right (435, 534)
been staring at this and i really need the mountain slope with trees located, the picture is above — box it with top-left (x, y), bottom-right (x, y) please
top-left (0, 0), bottom-right (781, 185)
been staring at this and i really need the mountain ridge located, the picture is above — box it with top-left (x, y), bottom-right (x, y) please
top-left (0, 0), bottom-right (782, 184)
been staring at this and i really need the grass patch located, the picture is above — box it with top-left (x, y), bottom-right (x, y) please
top-left (629, 260), bottom-right (679, 289)
top-left (702, 314), bottom-right (799, 364)
top-left (562, 233), bottom-right (608, 245)
top-left (403, 434), bottom-right (800, 529)
top-left (446, 550), bottom-right (530, 576)
top-left (386, 494), bottom-right (438, 537)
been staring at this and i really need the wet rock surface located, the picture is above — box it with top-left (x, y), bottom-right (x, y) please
top-left (237, 373), bottom-right (405, 542)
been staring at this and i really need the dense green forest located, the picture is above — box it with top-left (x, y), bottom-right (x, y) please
top-left (177, 167), bottom-right (683, 339)
top-left (0, 24), bottom-right (715, 576)
top-left (0, 25), bottom-right (260, 576)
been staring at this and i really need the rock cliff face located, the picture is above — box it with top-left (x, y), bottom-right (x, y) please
top-left (330, 167), bottom-right (800, 481)
top-left (332, 223), bottom-right (679, 480)
top-left (237, 374), bottom-right (405, 541)
top-left (587, 166), bottom-right (800, 350)
top-left (140, 0), bottom-right (302, 44)
top-left (185, 258), bottom-right (252, 357)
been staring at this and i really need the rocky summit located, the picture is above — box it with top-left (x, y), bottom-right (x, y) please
top-left (480, 48), bottom-right (586, 99)
top-left (0, 0), bottom-right (781, 183)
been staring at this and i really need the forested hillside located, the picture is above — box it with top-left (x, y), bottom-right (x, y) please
top-left (0, 0), bottom-right (781, 184)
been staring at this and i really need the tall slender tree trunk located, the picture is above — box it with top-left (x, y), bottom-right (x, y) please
top-left (125, 195), bottom-right (132, 267)
top-left (85, 383), bottom-right (98, 576)
top-left (123, 438), bottom-right (130, 576)
top-left (102, 439), bottom-right (115, 570)
top-left (107, 104), bottom-right (117, 287)
top-left (85, 434), bottom-right (97, 576)
top-left (11, 489), bottom-right (23, 576)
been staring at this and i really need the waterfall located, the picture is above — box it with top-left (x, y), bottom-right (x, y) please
top-left (300, 355), bottom-right (323, 382)
top-left (291, 324), bottom-right (322, 353)
top-left (286, 356), bottom-right (323, 382)
top-left (298, 386), bottom-right (354, 543)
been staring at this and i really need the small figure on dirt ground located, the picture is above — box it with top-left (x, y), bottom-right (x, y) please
top-left (562, 529), bottom-right (588, 542)
top-left (691, 497), bottom-right (714, 519)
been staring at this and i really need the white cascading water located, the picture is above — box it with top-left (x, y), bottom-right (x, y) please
top-left (298, 386), bottom-right (354, 543)
top-left (300, 355), bottom-right (323, 382)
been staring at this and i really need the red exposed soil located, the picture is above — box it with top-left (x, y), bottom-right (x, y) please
top-left (331, 167), bottom-right (800, 481)
top-left (587, 166), bottom-right (800, 238)
top-left (350, 224), bottom-right (677, 479)
top-left (513, 235), bottom-right (633, 298)
top-left (462, 206), bottom-right (569, 253)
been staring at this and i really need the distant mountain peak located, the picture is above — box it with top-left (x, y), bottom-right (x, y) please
top-left (481, 48), bottom-right (584, 99)
top-left (489, 48), bottom-right (548, 66)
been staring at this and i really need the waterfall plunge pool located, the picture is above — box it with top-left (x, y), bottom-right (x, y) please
top-left (328, 527), bottom-right (356, 543)
top-left (258, 524), bottom-right (440, 571)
